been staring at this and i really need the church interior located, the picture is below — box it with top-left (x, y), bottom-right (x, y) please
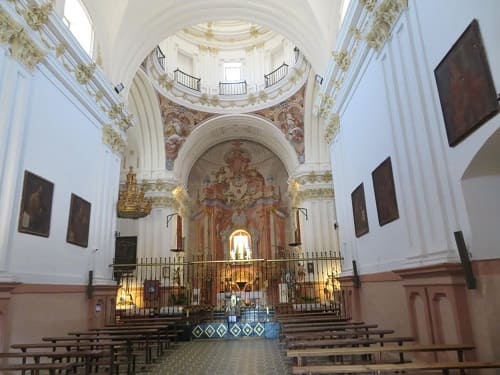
top-left (0, 0), bottom-right (499, 373)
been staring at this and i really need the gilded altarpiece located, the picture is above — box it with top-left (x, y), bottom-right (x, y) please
top-left (188, 141), bottom-right (288, 305)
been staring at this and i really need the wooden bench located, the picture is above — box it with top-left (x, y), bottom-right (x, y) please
top-left (282, 323), bottom-right (377, 334)
top-left (292, 361), bottom-right (500, 374)
top-left (285, 329), bottom-right (395, 342)
top-left (288, 343), bottom-right (475, 366)
top-left (11, 340), bottom-right (125, 375)
top-left (0, 361), bottom-right (78, 375)
top-left (287, 336), bottom-right (414, 349)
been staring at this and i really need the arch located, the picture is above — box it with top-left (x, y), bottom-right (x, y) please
top-left (62, 0), bottom-right (94, 55)
top-left (173, 114), bottom-right (299, 186)
top-left (91, 0), bottom-right (341, 91)
top-left (127, 69), bottom-right (165, 173)
top-left (461, 127), bottom-right (500, 260)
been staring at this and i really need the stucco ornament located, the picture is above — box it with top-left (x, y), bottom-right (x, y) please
top-left (316, 93), bottom-right (334, 119)
top-left (102, 125), bottom-right (126, 155)
top-left (333, 50), bottom-right (351, 71)
top-left (360, 0), bottom-right (378, 12)
top-left (0, 7), bottom-right (45, 70)
top-left (324, 112), bottom-right (340, 144)
top-left (298, 188), bottom-right (335, 202)
top-left (365, 0), bottom-right (408, 50)
top-left (74, 63), bottom-right (96, 85)
top-left (20, 1), bottom-right (53, 31)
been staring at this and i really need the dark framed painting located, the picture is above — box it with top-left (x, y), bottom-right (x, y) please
top-left (66, 193), bottom-right (91, 247)
top-left (372, 157), bottom-right (399, 226)
top-left (434, 19), bottom-right (499, 147)
top-left (18, 170), bottom-right (54, 237)
top-left (351, 183), bottom-right (369, 238)
top-left (307, 262), bottom-right (314, 274)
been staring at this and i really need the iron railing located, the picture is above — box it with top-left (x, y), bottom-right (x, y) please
top-left (174, 68), bottom-right (201, 91)
top-left (155, 46), bottom-right (165, 70)
top-left (112, 251), bottom-right (344, 320)
top-left (264, 63), bottom-right (289, 88)
top-left (219, 81), bottom-right (247, 95)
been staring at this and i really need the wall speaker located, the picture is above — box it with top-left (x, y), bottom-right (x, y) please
top-left (454, 231), bottom-right (476, 289)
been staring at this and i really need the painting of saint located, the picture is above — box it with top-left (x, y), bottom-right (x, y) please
top-left (18, 171), bottom-right (54, 237)
top-left (66, 193), bottom-right (91, 247)
top-left (371, 157), bottom-right (399, 226)
top-left (351, 183), bottom-right (369, 237)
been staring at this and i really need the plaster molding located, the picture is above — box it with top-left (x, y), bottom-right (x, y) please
top-left (142, 179), bottom-right (177, 193)
top-left (0, 5), bottom-right (45, 70)
top-left (149, 196), bottom-right (178, 209)
top-left (365, 0), bottom-right (408, 50)
top-left (102, 125), bottom-right (126, 155)
top-left (292, 171), bottom-right (333, 186)
top-left (297, 187), bottom-right (335, 202)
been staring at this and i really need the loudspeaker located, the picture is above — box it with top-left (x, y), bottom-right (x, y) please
top-left (87, 270), bottom-right (93, 299)
top-left (454, 231), bottom-right (476, 289)
top-left (352, 260), bottom-right (361, 288)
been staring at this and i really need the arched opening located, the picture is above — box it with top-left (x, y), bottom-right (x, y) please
top-left (461, 127), bottom-right (500, 260)
top-left (62, 0), bottom-right (94, 56)
top-left (229, 229), bottom-right (252, 260)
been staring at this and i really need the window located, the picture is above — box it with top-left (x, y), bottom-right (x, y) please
top-left (229, 229), bottom-right (252, 260)
top-left (63, 0), bottom-right (94, 56)
top-left (224, 62), bottom-right (242, 82)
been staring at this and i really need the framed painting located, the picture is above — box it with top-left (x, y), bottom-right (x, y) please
top-left (18, 170), bottom-right (54, 237)
top-left (66, 193), bottom-right (91, 247)
top-left (351, 183), bottom-right (369, 238)
top-left (434, 19), bottom-right (499, 147)
top-left (372, 157), bottom-right (399, 226)
top-left (307, 262), bottom-right (314, 274)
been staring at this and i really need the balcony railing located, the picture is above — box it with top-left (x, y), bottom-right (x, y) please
top-left (219, 81), bottom-right (247, 95)
top-left (155, 46), bottom-right (165, 70)
top-left (174, 69), bottom-right (201, 91)
top-left (264, 63), bottom-right (289, 88)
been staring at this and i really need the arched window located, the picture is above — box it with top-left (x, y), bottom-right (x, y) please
top-left (229, 229), bottom-right (252, 260)
top-left (62, 0), bottom-right (94, 56)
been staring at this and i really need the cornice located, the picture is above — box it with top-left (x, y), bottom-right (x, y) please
top-left (102, 124), bottom-right (126, 155)
top-left (316, 0), bottom-right (408, 143)
top-left (0, 5), bottom-right (45, 70)
top-left (0, 0), bottom-right (134, 149)
top-left (297, 187), bottom-right (335, 202)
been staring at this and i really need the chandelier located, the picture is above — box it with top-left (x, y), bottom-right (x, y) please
top-left (117, 167), bottom-right (152, 219)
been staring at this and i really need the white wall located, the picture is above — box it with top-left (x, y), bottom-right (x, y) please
top-left (0, 50), bottom-right (120, 285)
top-left (331, 0), bottom-right (500, 275)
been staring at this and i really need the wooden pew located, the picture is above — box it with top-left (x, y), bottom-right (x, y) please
top-left (284, 329), bottom-right (395, 343)
top-left (0, 350), bottom-right (103, 374)
top-left (287, 336), bottom-right (414, 350)
top-left (288, 343), bottom-right (475, 366)
top-left (0, 361), bottom-right (78, 375)
top-left (11, 340), bottom-right (126, 375)
top-left (282, 323), bottom-right (377, 334)
top-left (292, 361), bottom-right (500, 374)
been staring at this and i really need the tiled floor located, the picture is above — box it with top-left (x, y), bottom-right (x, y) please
top-left (150, 338), bottom-right (292, 374)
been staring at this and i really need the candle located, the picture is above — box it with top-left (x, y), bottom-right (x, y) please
top-left (177, 215), bottom-right (182, 250)
top-left (186, 309), bottom-right (189, 318)
top-left (266, 306), bottom-right (269, 315)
